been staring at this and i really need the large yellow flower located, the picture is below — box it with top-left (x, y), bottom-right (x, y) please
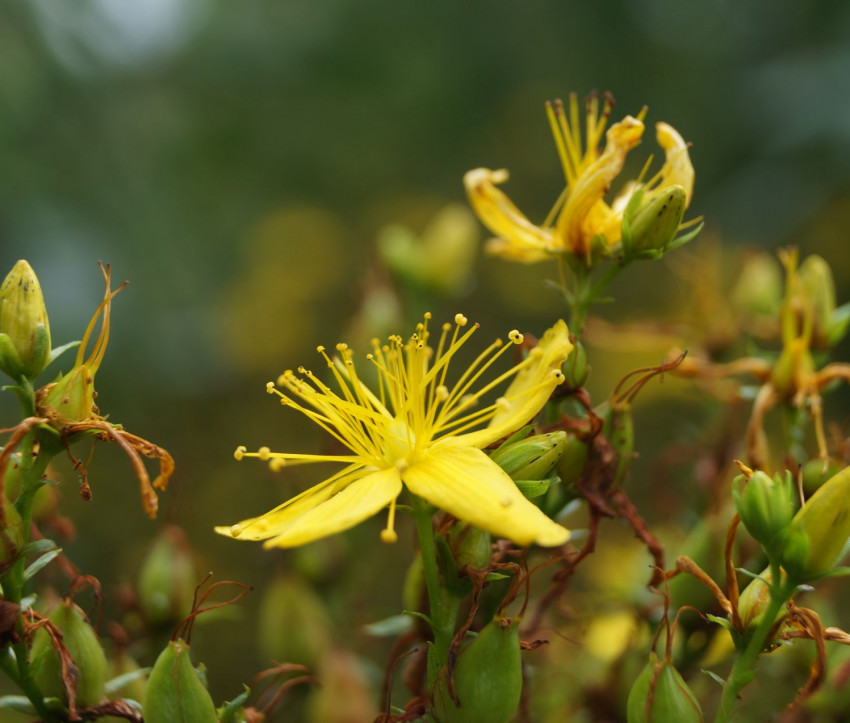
top-left (216, 315), bottom-right (572, 548)
top-left (464, 92), bottom-right (694, 263)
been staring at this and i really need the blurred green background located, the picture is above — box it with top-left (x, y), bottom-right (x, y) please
top-left (2, 0), bottom-right (850, 719)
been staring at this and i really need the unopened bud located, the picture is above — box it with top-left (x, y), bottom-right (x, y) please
top-left (562, 340), bottom-right (589, 391)
top-left (432, 616), bottom-right (522, 723)
top-left (138, 526), bottom-right (197, 628)
top-left (623, 186), bottom-right (687, 256)
top-left (32, 601), bottom-right (108, 708)
top-left (798, 255), bottom-right (837, 344)
top-left (731, 252), bottom-right (782, 319)
top-left (490, 432), bottom-right (567, 481)
top-left (627, 654), bottom-right (702, 723)
top-left (258, 574), bottom-right (332, 669)
top-left (737, 568), bottom-right (779, 630)
top-left (142, 639), bottom-right (217, 723)
top-left (0, 260), bottom-right (51, 380)
top-left (781, 466), bottom-right (850, 583)
top-left (733, 470), bottom-right (797, 559)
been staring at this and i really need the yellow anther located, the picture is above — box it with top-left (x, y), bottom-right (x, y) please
top-left (508, 330), bottom-right (524, 344)
top-left (496, 397), bottom-right (510, 412)
top-left (234, 445), bottom-right (247, 461)
top-left (455, 313), bottom-right (468, 326)
top-left (266, 381), bottom-right (275, 393)
top-left (269, 458), bottom-right (286, 472)
top-left (316, 345), bottom-right (325, 353)
top-left (424, 311), bottom-right (432, 319)
top-left (436, 385), bottom-right (449, 402)
top-left (380, 528), bottom-right (398, 544)
top-left (257, 446), bottom-right (271, 460)
top-left (336, 342), bottom-right (348, 351)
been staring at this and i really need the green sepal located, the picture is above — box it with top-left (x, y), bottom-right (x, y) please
top-left (218, 686), bottom-right (251, 723)
top-left (514, 476), bottom-right (559, 500)
top-left (46, 340), bottom-right (81, 368)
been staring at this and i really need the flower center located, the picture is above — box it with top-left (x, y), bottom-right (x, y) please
top-left (385, 415), bottom-right (416, 469)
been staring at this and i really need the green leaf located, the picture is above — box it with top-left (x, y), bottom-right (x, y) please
top-left (46, 340), bottom-right (81, 367)
top-left (363, 614), bottom-right (415, 637)
top-left (105, 667), bottom-right (151, 696)
top-left (24, 549), bottom-right (62, 581)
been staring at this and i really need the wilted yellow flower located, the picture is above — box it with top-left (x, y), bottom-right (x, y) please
top-left (217, 316), bottom-right (573, 548)
top-left (464, 92), bottom-right (694, 264)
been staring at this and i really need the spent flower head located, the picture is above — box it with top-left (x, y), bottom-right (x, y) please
top-left (217, 315), bottom-right (573, 548)
top-left (464, 91), bottom-right (695, 264)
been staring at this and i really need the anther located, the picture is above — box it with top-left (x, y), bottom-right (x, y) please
top-left (266, 381), bottom-right (275, 393)
top-left (380, 529), bottom-right (398, 544)
top-left (424, 311), bottom-right (432, 320)
top-left (436, 385), bottom-right (449, 402)
top-left (234, 445), bottom-right (247, 461)
top-left (508, 330), bottom-right (524, 344)
top-left (257, 446), bottom-right (271, 461)
top-left (269, 458), bottom-right (286, 472)
top-left (316, 345), bottom-right (325, 353)
top-left (454, 313), bottom-right (468, 326)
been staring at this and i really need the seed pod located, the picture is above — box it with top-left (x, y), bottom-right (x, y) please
top-left (0, 260), bottom-right (51, 381)
top-left (138, 526), bottom-right (197, 628)
top-left (781, 466), bottom-right (850, 583)
top-left (257, 574), bottom-right (332, 670)
top-left (603, 403), bottom-right (634, 491)
top-left (489, 432), bottom-right (567, 481)
top-left (0, 502), bottom-right (24, 567)
top-left (431, 616), bottom-right (522, 723)
top-left (627, 654), bottom-right (702, 723)
top-left (141, 639), bottom-right (217, 723)
top-left (562, 340), bottom-right (589, 391)
top-left (32, 601), bottom-right (108, 709)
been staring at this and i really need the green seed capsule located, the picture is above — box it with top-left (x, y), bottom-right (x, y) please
top-left (32, 601), bottom-right (108, 709)
top-left (489, 432), bottom-right (567, 481)
top-left (142, 639), bottom-right (217, 723)
top-left (0, 260), bottom-right (51, 381)
top-left (432, 616), bottom-right (522, 723)
top-left (138, 526), bottom-right (197, 628)
top-left (627, 654), bottom-right (703, 723)
top-left (780, 466), bottom-right (850, 583)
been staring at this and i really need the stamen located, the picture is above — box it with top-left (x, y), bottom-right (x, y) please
top-left (257, 446), bottom-right (271, 461)
top-left (380, 498), bottom-right (398, 544)
top-left (508, 330), bottom-right (524, 345)
top-left (234, 445), bottom-right (246, 461)
top-left (266, 381), bottom-right (275, 394)
top-left (455, 313), bottom-right (468, 327)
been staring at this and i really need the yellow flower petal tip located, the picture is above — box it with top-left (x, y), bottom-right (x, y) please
top-left (465, 91), bottom-right (695, 264)
top-left (218, 316), bottom-right (572, 548)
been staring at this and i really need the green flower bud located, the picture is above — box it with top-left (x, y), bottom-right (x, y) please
top-left (781, 466), bottom-right (850, 582)
top-left (138, 526), bottom-right (197, 628)
top-left (603, 403), bottom-right (634, 491)
top-left (0, 260), bottom-right (51, 380)
top-left (142, 639), bottom-right (217, 723)
top-left (432, 616), bottom-right (522, 723)
top-left (731, 252), bottom-right (782, 319)
top-left (798, 255), bottom-right (836, 343)
top-left (490, 432), bottom-right (567, 481)
top-left (801, 458), bottom-right (842, 497)
top-left (627, 654), bottom-right (703, 723)
top-left (737, 572), bottom-right (772, 630)
top-left (732, 470), bottom-right (797, 559)
top-left (623, 186), bottom-right (687, 256)
top-left (562, 340), bottom-right (589, 391)
top-left (555, 434), bottom-right (589, 486)
top-left (32, 601), bottom-right (108, 708)
top-left (0, 502), bottom-right (24, 568)
top-left (257, 574), bottom-right (332, 670)
top-left (448, 523), bottom-right (492, 570)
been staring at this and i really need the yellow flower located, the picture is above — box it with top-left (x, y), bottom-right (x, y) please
top-left (216, 315), bottom-right (573, 548)
top-left (464, 92), bottom-right (694, 264)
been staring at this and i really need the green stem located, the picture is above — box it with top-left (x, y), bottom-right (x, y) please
top-left (1, 434), bottom-right (60, 722)
top-left (411, 495), bottom-right (459, 665)
top-left (714, 573), bottom-right (794, 723)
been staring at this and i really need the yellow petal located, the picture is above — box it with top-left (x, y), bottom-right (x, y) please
top-left (556, 116), bottom-right (644, 256)
top-left (464, 168), bottom-right (554, 264)
top-left (455, 319), bottom-right (573, 449)
top-left (402, 444), bottom-right (569, 547)
top-left (261, 466), bottom-right (402, 548)
top-left (654, 122), bottom-right (694, 206)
